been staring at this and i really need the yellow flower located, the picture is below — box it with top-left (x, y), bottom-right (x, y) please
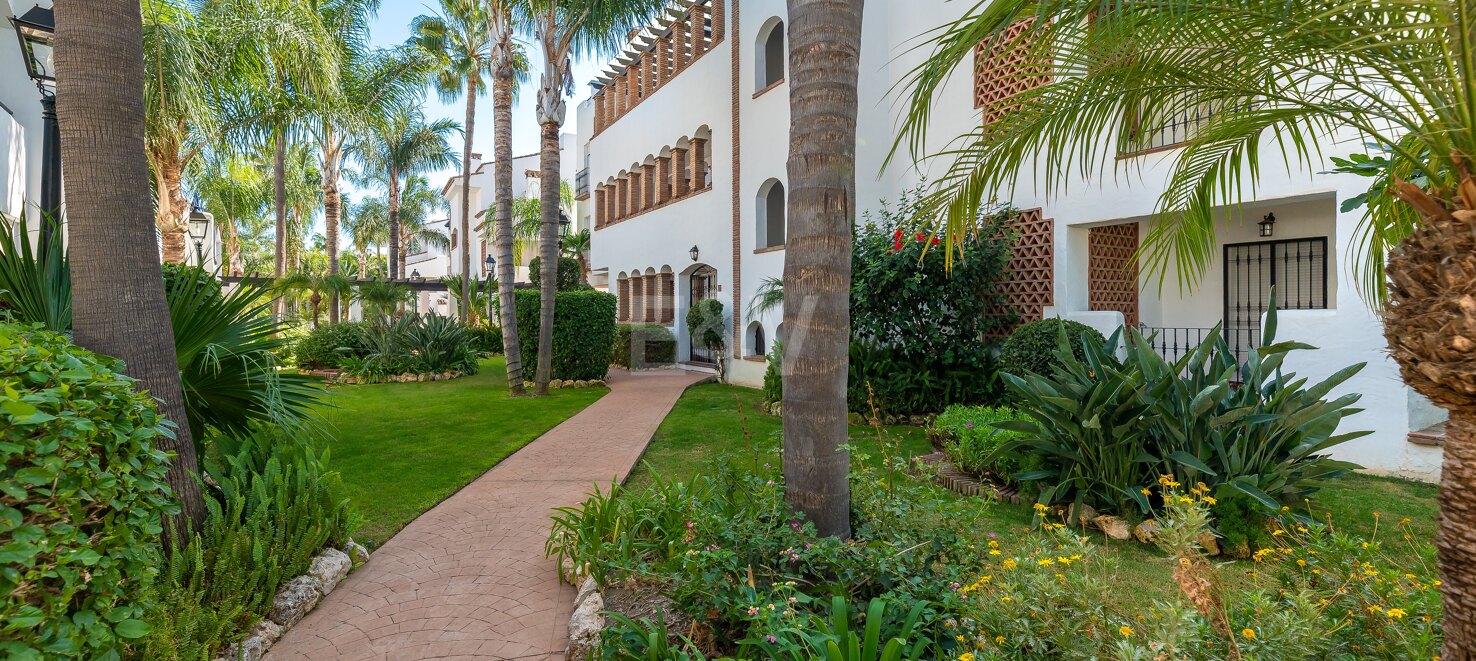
top-left (1039, 558), bottom-right (1055, 567)
top-left (995, 636), bottom-right (1005, 644)
top-left (956, 635), bottom-right (966, 643)
top-left (988, 540), bottom-right (1000, 548)
top-left (1000, 596), bottom-right (1012, 603)
top-left (1297, 559), bottom-right (1307, 567)
top-left (988, 549), bottom-right (1002, 556)
top-left (1369, 605), bottom-right (1384, 614)
top-left (1387, 608), bottom-right (1407, 619)
top-left (1241, 628), bottom-right (1256, 640)
top-left (1140, 488), bottom-right (1152, 495)
top-left (1272, 530), bottom-right (1285, 536)
top-left (1033, 503), bottom-right (1049, 513)
top-left (1119, 626), bottom-right (1134, 638)
top-left (1202, 496), bottom-right (1217, 505)
top-left (958, 653), bottom-right (975, 661)
top-left (1002, 559), bottom-right (1018, 569)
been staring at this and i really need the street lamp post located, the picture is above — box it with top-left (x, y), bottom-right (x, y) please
top-left (187, 205), bottom-right (213, 268)
top-left (482, 254), bottom-right (496, 326)
top-left (10, 5), bottom-right (58, 252)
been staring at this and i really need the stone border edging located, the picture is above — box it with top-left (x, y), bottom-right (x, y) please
top-left (915, 452), bottom-right (1025, 505)
top-left (214, 541), bottom-right (370, 661)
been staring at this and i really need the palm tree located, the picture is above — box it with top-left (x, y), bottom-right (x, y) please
top-left (562, 227), bottom-right (591, 283)
top-left (516, 0), bottom-right (666, 394)
top-left (190, 152), bottom-right (270, 276)
top-left (306, 1), bottom-right (425, 323)
top-left (488, 0), bottom-right (529, 395)
top-left (894, 1), bottom-right (1476, 652)
top-left (344, 196), bottom-right (390, 278)
top-left (413, 0), bottom-right (492, 324)
top-left (354, 279), bottom-right (412, 320)
top-left (779, 0), bottom-right (865, 539)
top-left (283, 141), bottom-right (323, 274)
top-left (277, 272), bottom-right (353, 328)
top-left (55, 0), bottom-right (204, 531)
top-left (351, 107), bottom-right (459, 279)
top-left (396, 174), bottom-right (453, 269)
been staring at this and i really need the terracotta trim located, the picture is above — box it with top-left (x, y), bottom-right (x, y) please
top-left (753, 244), bottom-right (784, 254)
top-left (730, 0), bottom-right (743, 353)
top-left (591, 8), bottom-right (728, 139)
top-left (752, 78), bottom-right (785, 99)
top-left (592, 185), bottom-right (714, 231)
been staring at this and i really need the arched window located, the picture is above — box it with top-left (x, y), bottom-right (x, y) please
top-left (756, 19), bottom-right (785, 90)
top-left (747, 321), bottom-right (767, 357)
top-left (756, 179), bottom-right (786, 249)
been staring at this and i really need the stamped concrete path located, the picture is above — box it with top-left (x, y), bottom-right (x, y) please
top-left (268, 369), bottom-right (710, 661)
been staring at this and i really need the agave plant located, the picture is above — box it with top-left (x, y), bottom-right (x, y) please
top-left (0, 215), bottom-right (70, 331)
top-left (167, 272), bottom-right (323, 444)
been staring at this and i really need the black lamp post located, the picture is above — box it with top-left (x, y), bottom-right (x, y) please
top-left (11, 5), bottom-right (58, 252)
top-left (559, 209), bottom-right (571, 234)
top-left (482, 255), bottom-right (496, 324)
top-left (187, 204), bottom-right (212, 267)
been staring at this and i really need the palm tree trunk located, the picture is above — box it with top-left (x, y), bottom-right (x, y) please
top-left (154, 153), bottom-right (189, 264)
top-left (54, 0), bottom-right (204, 534)
top-left (459, 77), bottom-right (477, 324)
top-left (781, 0), bottom-right (864, 540)
top-left (534, 120), bottom-right (560, 394)
top-left (323, 147), bottom-right (342, 324)
top-left (387, 169), bottom-right (401, 280)
top-left (222, 217), bottom-right (243, 276)
top-left (493, 63), bottom-right (526, 396)
top-left (273, 130), bottom-right (288, 318)
top-left (1386, 171), bottom-right (1476, 660)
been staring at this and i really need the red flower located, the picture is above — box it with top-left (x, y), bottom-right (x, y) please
top-left (893, 229), bottom-right (904, 239)
top-left (915, 233), bottom-right (926, 242)
top-left (932, 237), bottom-right (941, 246)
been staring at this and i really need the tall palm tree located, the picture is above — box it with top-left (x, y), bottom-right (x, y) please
top-left (283, 141), bottom-right (323, 273)
top-left (780, 0), bottom-right (865, 539)
top-left (55, 0), bottom-right (204, 531)
top-left (894, 1), bottom-right (1476, 652)
top-left (306, 0), bottom-right (425, 323)
top-left (190, 152), bottom-right (270, 276)
top-left (562, 227), bottom-right (591, 283)
top-left (350, 107), bottom-right (459, 279)
top-left (516, 0), bottom-right (666, 394)
top-left (413, 0), bottom-right (491, 323)
top-left (276, 272), bottom-right (353, 328)
top-left (488, 0), bottom-right (529, 395)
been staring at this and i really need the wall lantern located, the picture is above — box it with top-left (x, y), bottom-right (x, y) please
top-left (559, 210), bottom-right (571, 234)
top-left (1259, 213), bottom-right (1276, 238)
top-left (410, 269), bottom-right (421, 279)
top-left (689, 245), bottom-right (699, 262)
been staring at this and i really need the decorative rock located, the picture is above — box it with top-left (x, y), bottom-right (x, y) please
top-left (1072, 503), bottom-right (1099, 529)
top-left (1133, 519), bottom-right (1161, 544)
top-left (268, 575), bottom-right (323, 628)
top-left (1092, 515), bottom-right (1132, 541)
top-left (342, 540), bottom-right (370, 567)
top-left (909, 415), bottom-right (927, 426)
top-left (847, 412), bottom-right (866, 426)
top-left (574, 577), bottom-right (599, 610)
top-left (230, 620), bottom-right (284, 661)
top-left (308, 549), bottom-right (352, 595)
top-left (559, 555), bottom-right (585, 586)
top-left (565, 588), bottom-right (605, 661)
top-left (1197, 531), bottom-right (1222, 557)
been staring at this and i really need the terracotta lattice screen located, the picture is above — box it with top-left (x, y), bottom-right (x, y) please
top-left (973, 19), bottom-right (1053, 127)
top-left (1087, 223), bottom-right (1140, 327)
top-left (989, 208), bottom-right (1055, 335)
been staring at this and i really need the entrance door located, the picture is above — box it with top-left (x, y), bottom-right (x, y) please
top-left (1222, 237), bottom-right (1329, 362)
top-left (688, 265), bottom-right (717, 364)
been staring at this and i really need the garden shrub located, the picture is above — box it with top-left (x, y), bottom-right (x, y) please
top-left (469, 324), bottom-right (503, 355)
top-left (0, 323), bottom-right (176, 659)
top-left (293, 322), bottom-right (369, 370)
top-left (686, 299), bottom-right (726, 351)
top-left (998, 318), bottom-right (1106, 378)
top-left (933, 405), bottom-right (1037, 482)
top-left (843, 186), bottom-right (1014, 415)
top-left (141, 429), bottom-right (356, 659)
top-left (761, 340), bottom-right (783, 405)
top-left (515, 289), bottom-right (617, 380)
top-left (1001, 303), bottom-right (1367, 518)
top-left (528, 255), bottom-right (585, 292)
top-left (613, 323), bottom-right (677, 368)
top-left (344, 313), bottom-right (480, 380)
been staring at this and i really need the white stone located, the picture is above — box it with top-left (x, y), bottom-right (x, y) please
top-left (565, 589), bottom-right (605, 661)
top-left (1092, 515), bottom-right (1132, 541)
top-left (309, 549), bottom-right (352, 595)
top-left (343, 540), bottom-right (370, 567)
top-left (268, 575), bottom-right (323, 628)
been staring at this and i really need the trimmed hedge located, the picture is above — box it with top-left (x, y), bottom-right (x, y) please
top-left (515, 289), bottom-right (617, 380)
top-left (0, 322), bottom-right (176, 658)
top-left (469, 324), bottom-right (504, 355)
top-left (528, 256), bottom-right (585, 292)
top-left (613, 323), bottom-right (677, 368)
top-left (999, 318), bottom-right (1106, 378)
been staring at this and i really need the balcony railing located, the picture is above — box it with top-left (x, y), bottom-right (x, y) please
top-left (575, 167), bottom-right (590, 198)
top-left (1136, 324), bottom-right (1258, 368)
top-left (1120, 98), bottom-right (1251, 155)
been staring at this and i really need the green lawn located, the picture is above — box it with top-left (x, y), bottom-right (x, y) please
top-left (316, 357), bottom-right (605, 545)
top-left (628, 383), bottom-right (1441, 607)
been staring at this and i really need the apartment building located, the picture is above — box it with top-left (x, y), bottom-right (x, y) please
top-left (576, 0), bottom-right (1442, 479)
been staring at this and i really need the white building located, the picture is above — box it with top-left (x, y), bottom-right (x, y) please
top-left (2, 2), bottom-right (50, 234)
top-left (579, 0), bottom-right (1438, 479)
top-left (441, 136), bottom-right (578, 286)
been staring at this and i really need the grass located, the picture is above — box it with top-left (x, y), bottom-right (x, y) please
top-left (627, 382), bottom-right (1441, 608)
top-left (315, 357), bottom-right (605, 545)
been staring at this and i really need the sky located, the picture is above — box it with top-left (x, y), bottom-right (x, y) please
top-left (361, 3), bottom-right (607, 197)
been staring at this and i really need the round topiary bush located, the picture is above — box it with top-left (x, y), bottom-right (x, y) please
top-left (293, 322), bottom-right (368, 370)
top-left (999, 318), bottom-right (1107, 378)
top-left (0, 322), bottom-right (177, 658)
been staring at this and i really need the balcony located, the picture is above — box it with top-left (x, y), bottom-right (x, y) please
top-left (575, 167), bottom-right (590, 199)
top-left (1119, 98), bottom-right (1246, 156)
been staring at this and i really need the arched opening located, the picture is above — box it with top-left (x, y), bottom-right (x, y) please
top-left (756, 179), bottom-right (786, 249)
top-left (756, 19), bottom-right (785, 91)
top-left (747, 321), bottom-right (767, 357)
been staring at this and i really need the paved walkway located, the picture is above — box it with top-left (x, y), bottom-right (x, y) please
top-left (268, 369), bottom-right (710, 661)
